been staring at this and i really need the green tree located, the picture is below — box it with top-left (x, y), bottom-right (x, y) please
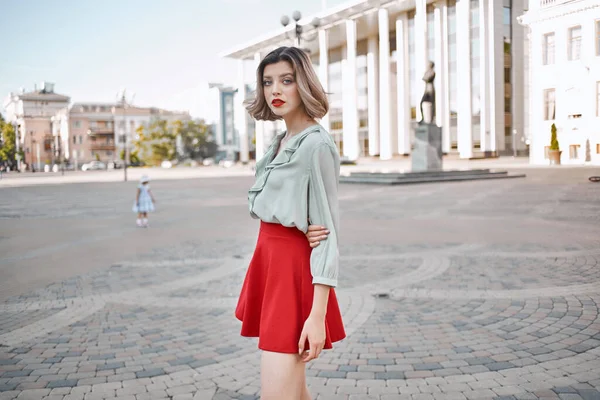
top-left (0, 114), bottom-right (18, 168)
top-left (174, 119), bottom-right (217, 159)
top-left (549, 123), bottom-right (559, 151)
top-left (133, 120), bottom-right (177, 166)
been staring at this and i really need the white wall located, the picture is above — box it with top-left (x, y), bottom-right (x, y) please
top-left (527, 5), bottom-right (600, 164)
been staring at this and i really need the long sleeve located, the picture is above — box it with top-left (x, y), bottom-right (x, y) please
top-left (307, 143), bottom-right (340, 287)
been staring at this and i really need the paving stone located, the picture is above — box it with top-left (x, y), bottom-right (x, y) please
top-left (134, 370), bottom-right (165, 379)
top-left (3, 177), bottom-right (600, 400)
top-left (46, 380), bottom-right (78, 389)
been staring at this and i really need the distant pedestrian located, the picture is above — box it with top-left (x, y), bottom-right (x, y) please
top-left (235, 46), bottom-right (345, 400)
top-left (133, 175), bottom-right (155, 227)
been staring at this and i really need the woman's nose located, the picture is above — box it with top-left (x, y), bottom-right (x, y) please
top-left (271, 82), bottom-right (281, 96)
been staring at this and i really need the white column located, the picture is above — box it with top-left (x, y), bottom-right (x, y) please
top-left (457, 0), bottom-right (473, 159)
top-left (529, 28), bottom-right (544, 164)
top-left (379, 8), bottom-right (392, 160)
top-left (414, 0), bottom-right (428, 123)
top-left (342, 19), bottom-right (359, 160)
top-left (488, 0), bottom-right (502, 153)
top-left (511, 0), bottom-right (525, 154)
top-left (479, 0), bottom-right (488, 153)
top-left (396, 14), bottom-right (411, 155)
top-left (367, 36), bottom-right (380, 156)
top-left (254, 52), bottom-right (266, 160)
top-left (441, 3), bottom-right (451, 153)
top-left (236, 59), bottom-right (249, 163)
top-left (318, 30), bottom-right (330, 132)
top-left (434, 3), bottom-right (445, 129)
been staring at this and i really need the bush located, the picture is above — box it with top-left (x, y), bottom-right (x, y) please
top-left (549, 123), bottom-right (559, 151)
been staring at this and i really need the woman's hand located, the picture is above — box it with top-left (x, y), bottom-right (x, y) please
top-left (305, 225), bottom-right (329, 248)
top-left (298, 314), bottom-right (326, 363)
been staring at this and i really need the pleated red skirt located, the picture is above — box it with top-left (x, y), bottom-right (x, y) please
top-left (235, 221), bottom-right (346, 353)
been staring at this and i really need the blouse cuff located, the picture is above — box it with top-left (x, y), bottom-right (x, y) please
top-left (312, 276), bottom-right (338, 288)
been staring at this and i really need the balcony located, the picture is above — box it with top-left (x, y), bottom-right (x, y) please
top-left (538, 0), bottom-right (577, 8)
top-left (87, 127), bottom-right (114, 136)
top-left (90, 143), bottom-right (116, 151)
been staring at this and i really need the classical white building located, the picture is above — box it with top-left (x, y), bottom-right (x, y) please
top-left (520, 0), bottom-right (600, 165)
top-left (222, 0), bottom-right (529, 162)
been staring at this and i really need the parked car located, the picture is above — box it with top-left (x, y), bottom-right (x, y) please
top-left (202, 158), bottom-right (215, 166)
top-left (81, 161), bottom-right (106, 171)
top-left (340, 156), bottom-right (356, 165)
top-left (218, 159), bottom-right (234, 168)
top-left (107, 160), bottom-right (123, 169)
top-left (161, 160), bottom-right (173, 169)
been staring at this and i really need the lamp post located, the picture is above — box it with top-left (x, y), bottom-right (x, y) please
top-left (13, 121), bottom-right (21, 172)
top-left (280, 11), bottom-right (321, 47)
top-left (117, 96), bottom-right (129, 182)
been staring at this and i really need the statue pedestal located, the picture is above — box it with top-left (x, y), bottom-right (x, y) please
top-left (412, 123), bottom-right (443, 172)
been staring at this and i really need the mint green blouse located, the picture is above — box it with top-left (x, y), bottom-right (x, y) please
top-left (248, 124), bottom-right (340, 287)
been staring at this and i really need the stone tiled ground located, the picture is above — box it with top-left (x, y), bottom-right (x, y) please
top-left (1, 168), bottom-right (600, 400)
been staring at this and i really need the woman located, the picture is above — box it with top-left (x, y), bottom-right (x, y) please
top-left (235, 46), bottom-right (345, 399)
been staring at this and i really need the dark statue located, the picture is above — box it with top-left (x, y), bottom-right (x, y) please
top-left (412, 60), bottom-right (442, 172)
top-left (419, 61), bottom-right (436, 125)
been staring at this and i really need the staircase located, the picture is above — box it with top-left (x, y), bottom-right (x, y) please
top-left (340, 169), bottom-right (526, 185)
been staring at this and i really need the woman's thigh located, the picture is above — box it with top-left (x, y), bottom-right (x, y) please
top-left (261, 351), bottom-right (306, 400)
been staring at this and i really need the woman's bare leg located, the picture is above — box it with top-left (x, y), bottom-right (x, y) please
top-left (301, 381), bottom-right (312, 400)
top-left (261, 351), bottom-right (309, 400)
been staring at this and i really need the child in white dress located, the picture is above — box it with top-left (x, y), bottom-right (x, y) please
top-left (133, 175), bottom-right (155, 227)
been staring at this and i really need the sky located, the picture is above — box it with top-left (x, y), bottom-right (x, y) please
top-left (0, 0), bottom-right (345, 119)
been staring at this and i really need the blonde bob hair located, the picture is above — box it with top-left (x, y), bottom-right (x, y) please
top-left (245, 46), bottom-right (329, 121)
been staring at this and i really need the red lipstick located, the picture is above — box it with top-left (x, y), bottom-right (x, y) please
top-left (271, 99), bottom-right (285, 107)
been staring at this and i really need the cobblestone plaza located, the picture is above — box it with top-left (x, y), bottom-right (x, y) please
top-left (1, 168), bottom-right (599, 400)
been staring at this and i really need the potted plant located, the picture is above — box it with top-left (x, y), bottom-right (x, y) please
top-left (548, 123), bottom-right (561, 165)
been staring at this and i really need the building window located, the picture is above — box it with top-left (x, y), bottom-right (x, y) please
top-left (427, 7), bottom-right (435, 62)
top-left (408, 13), bottom-right (417, 119)
top-left (568, 26), bottom-right (581, 61)
top-left (596, 143), bottom-right (600, 154)
top-left (448, 0), bottom-right (457, 147)
top-left (79, 135), bottom-right (83, 144)
top-left (73, 136), bottom-right (76, 144)
top-left (544, 89), bottom-right (556, 120)
top-left (596, 20), bottom-right (600, 56)
top-left (597, 81), bottom-right (600, 116)
top-left (74, 121), bottom-right (81, 128)
top-left (543, 33), bottom-right (555, 65)
top-left (470, 0), bottom-right (481, 137)
top-left (569, 144), bottom-right (580, 159)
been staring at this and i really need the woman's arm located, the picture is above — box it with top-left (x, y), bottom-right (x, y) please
top-left (298, 142), bottom-right (340, 362)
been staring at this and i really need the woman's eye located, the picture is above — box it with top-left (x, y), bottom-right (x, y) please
top-left (263, 81), bottom-right (271, 86)
top-left (283, 79), bottom-right (293, 84)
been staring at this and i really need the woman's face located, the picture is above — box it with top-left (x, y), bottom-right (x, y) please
top-left (262, 61), bottom-right (302, 118)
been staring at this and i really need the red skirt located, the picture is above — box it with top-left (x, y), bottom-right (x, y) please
top-left (235, 221), bottom-right (346, 353)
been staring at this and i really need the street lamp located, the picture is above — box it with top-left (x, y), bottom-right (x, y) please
top-left (280, 11), bottom-right (320, 47)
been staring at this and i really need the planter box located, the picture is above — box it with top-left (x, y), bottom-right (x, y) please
top-left (548, 149), bottom-right (561, 165)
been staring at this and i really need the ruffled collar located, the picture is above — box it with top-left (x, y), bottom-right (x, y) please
top-left (248, 124), bottom-right (321, 194)
top-left (266, 124), bottom-right (321, 169)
